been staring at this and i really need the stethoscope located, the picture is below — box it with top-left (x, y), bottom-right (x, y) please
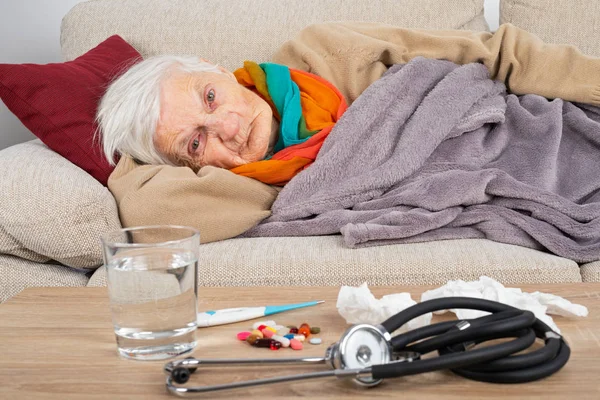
top-left (164, 297), bottom-right (570, 396)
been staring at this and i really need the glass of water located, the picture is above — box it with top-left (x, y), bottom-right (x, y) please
top-left (101, 225), bottom-right (200, 361)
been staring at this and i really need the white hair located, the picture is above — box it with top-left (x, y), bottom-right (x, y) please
top-left (96, 55), bottom-right (224, 166)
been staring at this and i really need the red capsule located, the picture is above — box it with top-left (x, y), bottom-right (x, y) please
top-left (257, 324), bottom-right (267, 331)
top-left (289, 328), bottom-right (299, 334)
top-left (269, 340), bottom-right (282, 350)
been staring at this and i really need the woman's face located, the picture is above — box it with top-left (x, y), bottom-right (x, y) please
top-left (154, 69), bottom-right (274, 170)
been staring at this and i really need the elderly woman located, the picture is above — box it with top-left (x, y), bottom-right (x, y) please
top-left (98, 59), bottom-right (278, 172)
top-left (100, 22), bottom-right (600, 243)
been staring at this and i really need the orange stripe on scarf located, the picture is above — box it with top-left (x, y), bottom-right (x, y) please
top-left (230, 68), bottom-right (347, 185)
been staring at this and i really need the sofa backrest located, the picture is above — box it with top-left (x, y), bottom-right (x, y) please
top-left (500, 0), bottom-right (600, 57)
top-left (61, 0), bottom-right (488, 71)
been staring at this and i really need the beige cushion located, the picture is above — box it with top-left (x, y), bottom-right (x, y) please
top-left (0, 254), bottom-right (89, 303)
top-left (107, 270), bottom-right (183, 304)
top-left (61, 0), bottom-right (488, 71)
top-left (581, 261), bottom-right (600, 282)
top-left (0, 141), bottom-right (122, 269)
top-left (500, 0), bottom-right (600, 57)
top-left (89, 236), bottom-right (582, 287)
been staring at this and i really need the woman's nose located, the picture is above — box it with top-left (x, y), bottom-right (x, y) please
top-left (205, 112), bottom-right (240, 141)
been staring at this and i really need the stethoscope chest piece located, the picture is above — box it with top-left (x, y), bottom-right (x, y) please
top-left (325, 324), bottom-right (393, 387)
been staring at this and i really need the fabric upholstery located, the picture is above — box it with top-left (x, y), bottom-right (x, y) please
top-left (500, 0), bottom-right (600, 57)
top-left (106, 269), bottom-right (183, 304)
top-left (0, 140), bottom-right (122, 269)
top-left (88, 236), bottom-right (582, 287)
top-left (61, 0), bottom-right (488, 72)
top-left (580, 261), bottom-right (600, 282)
top-left (0, 254), bottom-right (89, 303)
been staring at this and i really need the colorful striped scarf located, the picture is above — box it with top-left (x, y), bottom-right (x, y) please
top-left (231, 61), bottom-right (347, 186)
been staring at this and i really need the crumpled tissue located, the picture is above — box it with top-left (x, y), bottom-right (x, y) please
top-left (421, 276), bottom-right (588, 333)
top-left (337, 277), bottom-right (588, 333)
top-left (336, 282), bottom-right (431, 332)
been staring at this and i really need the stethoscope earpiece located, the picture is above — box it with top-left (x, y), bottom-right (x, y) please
top-left (171, 367), bottom-right (191, 385)
top-left (171, 357), bottom-right (197, 384)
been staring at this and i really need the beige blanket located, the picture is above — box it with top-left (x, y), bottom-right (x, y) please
top-left (109, 23), bottom-right (600, 243)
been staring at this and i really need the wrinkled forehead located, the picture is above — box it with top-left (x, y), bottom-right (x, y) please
top-left (160, 70), bottom-right (201, 94)
top-left (162, 66), bottom-right (233, 88)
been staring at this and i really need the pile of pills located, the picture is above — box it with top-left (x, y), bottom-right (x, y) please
top-left (237, 320), bottom-right (322, 350)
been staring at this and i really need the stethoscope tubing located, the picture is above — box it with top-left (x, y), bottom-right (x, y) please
top-left (375, 296), bottom-right (569, 383)
top-left (405, 310), bottom-right (562, 374)
top-left (405, 310), bottom-right (535, 354)
top-left (454, 338), bottom-right (560, 373)
top-left (391, 310), bottom-right (522, 349)
top-left (382, 296), bottom-right (550, 333)
top-left (449, 341), bottom-right (570, 383)
top-left (373, 328), bottom-right (537, 379)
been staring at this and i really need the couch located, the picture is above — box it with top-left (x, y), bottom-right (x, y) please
top-left (1, 0), bottom-right (599, 303)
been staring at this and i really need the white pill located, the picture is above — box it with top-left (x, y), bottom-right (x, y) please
top-left (294, 334), bottom-right (305, 342)
top-left (252, 320), bottom-right (276, 330)
top-left (309, 338), bottom-right (322, 345)
top-left (277, 327), bottom-right (291, 335)
top-left (272, 334), bottom-right (290, 347)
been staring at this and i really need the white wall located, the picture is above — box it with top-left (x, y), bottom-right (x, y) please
top-left (0, 0), bottom-right (501, 150)
top-left (485, 0), bottom-right (500, 31)
top-left (0, 0), bottom-right (87, 150)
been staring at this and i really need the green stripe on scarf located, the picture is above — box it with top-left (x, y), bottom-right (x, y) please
top-left (260, 63), bottom-right (317, 152)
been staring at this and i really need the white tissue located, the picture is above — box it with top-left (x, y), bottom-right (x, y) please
top-left (420, 276), bottom-right (589, 333)
top-left (336, 283), bottom-right (431, 332)
top-left (336, 277), bottom-right (588, 334)
top-left (529, 291), bottom-right (589, 318)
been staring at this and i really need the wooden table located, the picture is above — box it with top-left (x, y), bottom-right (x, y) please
top-left (0, 284), bottom-right (598, 399)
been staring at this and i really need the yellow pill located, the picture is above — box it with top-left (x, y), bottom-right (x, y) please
top-left (251, 329), bottom-right (264, 338)
top-left (265, 326), bottom-right (277, 333)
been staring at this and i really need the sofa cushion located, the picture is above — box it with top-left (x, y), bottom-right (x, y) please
top-left (0, 35), bottom-right (141, 185)
top-left (500, 0), bottom-right (600, 57)
top-left (580, 261), bottom-right (600, 282)
top-left (61, 0), bottom-right (488, 72)
top-left (0, 140), bottom-right (122, 269)
top-left (0, 254), bottom-right (89, 303)
top-left (88, 236), bottom-right (582, 287)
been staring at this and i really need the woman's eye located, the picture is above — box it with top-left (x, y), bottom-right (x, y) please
top-left (206, 89), bottom-right (215, 103)
top-left (192, 138), bottom-right (200, 151)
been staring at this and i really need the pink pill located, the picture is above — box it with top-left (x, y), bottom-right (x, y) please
top-left (262, 329), bottom-right (275, 339)
top-left (237, 331), bottom-right (252, 341)
top-left (290, 339), bottom-right (303, 350)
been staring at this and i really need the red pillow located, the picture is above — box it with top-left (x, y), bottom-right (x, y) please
top-left (0, 35), bottom-right (142, 186)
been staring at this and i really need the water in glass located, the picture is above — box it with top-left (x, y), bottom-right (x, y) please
top-left (106, 248), bottom-right (198, 360)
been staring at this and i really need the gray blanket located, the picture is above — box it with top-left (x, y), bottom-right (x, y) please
top-left (246, 57), bottom-right (600, 263)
